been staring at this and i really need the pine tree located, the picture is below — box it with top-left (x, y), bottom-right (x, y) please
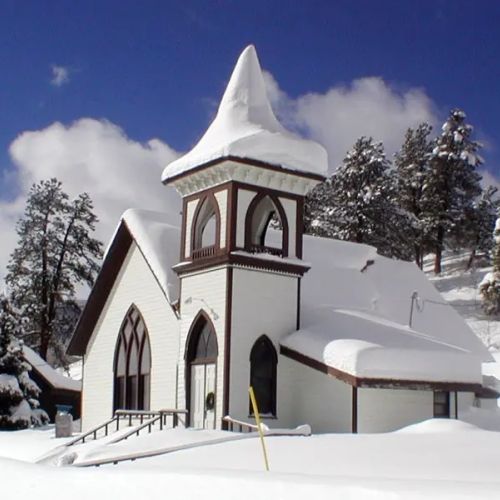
top-left (5, 178), bottom-right (103, 362)
top-left (461, 186), bottom-right (498, 270)
top-left (0, 297), bottom-right (47, 429)
top-left (306, 137), bottom-right (412, 260)
top-left (480, 216), bottom-right (500, 315)
top-left (394, 123), bottom-right (434, 268)
top-left (423, 109), bottom-right (483, 274)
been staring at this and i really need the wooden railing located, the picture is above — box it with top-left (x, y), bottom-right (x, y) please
top-left (248, 244), bottom-right (283, 257)
top-left (66, 409), bottom-right (188, 447)
top-left (192, 245), bottom-right (217, 260)
top-left (222, 415), bottom-right (257, 433)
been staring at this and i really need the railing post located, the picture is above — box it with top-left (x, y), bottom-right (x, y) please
top-left (173, 413), bottom-right (178, 428)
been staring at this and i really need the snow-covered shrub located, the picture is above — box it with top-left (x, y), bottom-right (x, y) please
top-left (0, 298), bottom-right (48, 430)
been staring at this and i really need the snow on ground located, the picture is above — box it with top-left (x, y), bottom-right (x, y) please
top-left (425, 252), bottom-right (500, 351)
top-left (2, 420), bottom-right (500, 498)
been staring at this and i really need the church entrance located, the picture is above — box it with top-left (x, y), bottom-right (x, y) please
top-left (186, 312), bottom-right (218, 429)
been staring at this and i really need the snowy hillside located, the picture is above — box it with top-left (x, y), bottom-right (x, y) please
top-left (425, 252), bottom-right (500, 351)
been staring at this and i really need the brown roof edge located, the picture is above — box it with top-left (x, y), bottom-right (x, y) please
top-left (67, 223), bottom-right (133, 356)
top-left (162, 155), bottom-right (327, 185)
top-left (280, 345), bottom-right (483, 393)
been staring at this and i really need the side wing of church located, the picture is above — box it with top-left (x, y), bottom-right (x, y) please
top-left (68, 45), bottom-right (494, 434)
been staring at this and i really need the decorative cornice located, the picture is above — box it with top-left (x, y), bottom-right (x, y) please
top-left (167, 157), bottom-right (324, 198)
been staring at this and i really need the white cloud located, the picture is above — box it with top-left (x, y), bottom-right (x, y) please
top-left (264, 73), bottom-right (439, 171)
top-left (0, 118), bottom-right (181, 284)
top-left (50, 65), bottom-right (70, 87)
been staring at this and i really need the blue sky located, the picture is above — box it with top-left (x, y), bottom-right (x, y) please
top-left (0, 0), bottom-right (499, 276)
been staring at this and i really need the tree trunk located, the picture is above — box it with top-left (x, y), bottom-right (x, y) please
top-left (466, 247), bottom-right (476, 271)
top-left (434, 226), bottom-right (444, 274)
top-left (414, 244), bottom-right (422, 269)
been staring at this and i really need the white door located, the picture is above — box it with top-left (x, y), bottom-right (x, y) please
top-left (190, 363), bottom-right (216, 429)
top-left (204, 364), bottom-right (216, 429)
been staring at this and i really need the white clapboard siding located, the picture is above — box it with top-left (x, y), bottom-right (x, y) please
top-left (229, 268), bottom-right (298, 429)
top-left (82, 243), bottom-right (180, 432)
top-left (178, 267), bottom-right (228, 428)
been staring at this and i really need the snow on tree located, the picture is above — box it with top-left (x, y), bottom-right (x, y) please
top-left (394, 123), bottom-right (434, 268)
top-left (460, 185), bottom-right (498, 270)
top-left (5, 178), bottom-right (103, 363)
top-left (422, 109), bottom-right (483, 274)
top-left (0, 297), bottom-right (48, 429)
top-left (306, 137), bottom-right (412, 260)
top-left (480, 216), bottom-right (500, 315)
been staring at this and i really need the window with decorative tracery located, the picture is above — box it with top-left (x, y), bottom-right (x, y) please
top-left (113, 305), bottom-right (151, 412)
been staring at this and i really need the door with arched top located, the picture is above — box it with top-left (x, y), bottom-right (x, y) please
top-left (186, 313), bottom-right (218, 429)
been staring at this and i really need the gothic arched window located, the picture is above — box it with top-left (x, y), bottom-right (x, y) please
top-left (192, 196), bottom-right (219, 256)
top-left (113, 305), bottom-right (151, 412)
top-left (249, 335), bottom-right (277, 417)
top-left (245, 194), bottom-right (288, 257)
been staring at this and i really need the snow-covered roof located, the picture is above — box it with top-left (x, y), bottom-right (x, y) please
top-left (121, 208), bottom-right (180, 304)
top-left (23, 346), bottom-right (81, 392)
top-left (161, 45), bottom-right (328, 182)
top-left (281, 235), bottom-right (492, 384)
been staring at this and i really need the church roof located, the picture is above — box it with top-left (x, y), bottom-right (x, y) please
top-left (282, 235), bottom-right (491, 385)
top-left (161, 45), bottom-right (328, 183)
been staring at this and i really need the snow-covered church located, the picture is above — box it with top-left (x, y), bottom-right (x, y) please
top-left (68, 45), bottom-right (493, 434)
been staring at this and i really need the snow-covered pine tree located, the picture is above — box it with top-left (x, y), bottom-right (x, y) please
top-left (306, 137), bottom-right (412, 259)
top-left (394, 123), bottom-right (434, 268)
top-left (480, 216), bottom-right (500, 315)
top-left (423, 109), bottom-right (483, 274)
top-left (461, 186), bottom-right (498, 269)
top-left (5, 178), bottom-right (103, 363)
top-left (0, 297), bottom-right (48, 429)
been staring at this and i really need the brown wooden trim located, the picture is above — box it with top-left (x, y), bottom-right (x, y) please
top-left (180, 197), bottom-right (188, 261)
top-left (174, 252), bottom-right (310, 277)
top-left (296, 278), bottom-right (301, 331)
top-left (352, 386), bottom-right (358, 434)
top-left (232, 180), bottom-right (304, 202)
top-left (67, 223), bottom-right (133, 355)
top-left (280, 345), bottom-right (484, 393)
top-left (228, 182), bottom-right (238, 252)
top-left (163, 155), bottom-right (326, 185)
top-left (244, 191), bottom-right (289, 257)
top-left (296, 197), bottom-right (304, 259)
top-left (222, 266), bottom-right (233, 430)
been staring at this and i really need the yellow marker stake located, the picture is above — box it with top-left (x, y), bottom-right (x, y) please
top-left (249, 386), bottom-right (270, 472)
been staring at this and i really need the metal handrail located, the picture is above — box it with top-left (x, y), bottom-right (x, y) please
top-left (66, 408), bottom-right (188, 446)
top-left (222, 415), bottom-right (257, 433)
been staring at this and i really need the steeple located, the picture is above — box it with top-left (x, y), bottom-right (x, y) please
top-left (162, 45), bottom-right (328, 183)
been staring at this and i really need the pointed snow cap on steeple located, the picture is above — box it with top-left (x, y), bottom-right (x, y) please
top-left (162, 45), bottom-right (328, 182)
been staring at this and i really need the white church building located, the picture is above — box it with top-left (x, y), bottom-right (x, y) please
top-left (68, 46), bottom-right (493, 434)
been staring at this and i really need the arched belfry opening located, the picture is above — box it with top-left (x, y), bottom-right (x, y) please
top-left (245, 193), bottom-right (288, 257)
top-left (185, 311), bottom-right (218, 429)
top-left (249, 335), bottom-right (278, 417)
top-left (192, 195), bottom-right (220, 258)
top-left (113, 305), bottom-right (151, 412)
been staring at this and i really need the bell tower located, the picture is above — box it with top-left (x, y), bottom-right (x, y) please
top-left (162, 45), bottom-right (327, 429)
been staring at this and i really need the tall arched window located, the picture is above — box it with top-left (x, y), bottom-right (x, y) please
top-left (113, 305), bottom-right (151, 412)
top-left (245, 194), bottom-right (288, 257)
top-left (249, 335), bottom-right (277, 417)
top-left (192, 196), bottom-right (219, 257)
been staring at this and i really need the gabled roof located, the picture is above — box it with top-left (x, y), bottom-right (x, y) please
top-left (281, 235), bottom-right (492, 385)
top-left (23, 346), bottom-right (81, 392)
top-left (67, 209), bottom-right (180, 355)
top-left (161, 45), bottom-right (328, 183)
